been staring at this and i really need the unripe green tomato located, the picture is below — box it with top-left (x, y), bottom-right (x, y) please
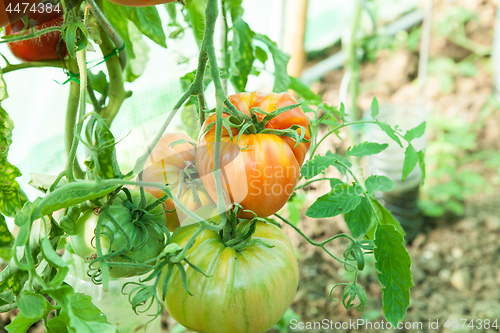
top-left (160, 220), bottom-right (299, 333)
top-left (70, 190), bottom-right (167, 278)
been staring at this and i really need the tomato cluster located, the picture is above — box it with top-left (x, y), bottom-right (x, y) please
top-left (72, 91), bottom-right (309, 333)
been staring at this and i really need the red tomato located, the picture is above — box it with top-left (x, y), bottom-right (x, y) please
top-left (5, 11), bottom-right (67, 62)
top-left (197, 92), bottom-right (311, 219)
top-left (106, 0), bottom-right (177, 7)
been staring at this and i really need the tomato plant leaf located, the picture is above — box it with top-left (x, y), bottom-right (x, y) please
top-left (0, 69), bottom-right (8, 102)
top-left (0, 270), bottom-right (25, 296)
top-left (5, 312), bottom-right (40, 333)
top-left (224, 0), bottom-right (244, 20)
top-left (365, 175), bottom-right (395, 196)
top-left (255, 34), bottom-right (291, 93)
top-left (41, 238), bottom-right (69, 287)
top-left (368, 199), bottom-right (405, 237)
top-left (0, 214), bottom-right (13, 260)
top-left (18, 291), bottom-right (52, 320)
top-left (254, 46), bottom-right (268, 64)
top-left (301, 151), bottom-right (351, 179)
top-left (374, 224), bottom-right (413, 327)
top-left (29, 173), bottom-right (67, 194)
top-left (402, 144), bottom-right (419, 182)
top-left (289, 77), bottom-right (321, 104)
top-left (0, 107), bottom-right (26, 217)
top-left (0, 214), bottom-right (14, 247)
top-left (33, 182), bottom-right (118, 219)
top-left (344, 196), bottom-right (374, 239)
top-left (376, 122), bottom-right (402, 147)
top-left (44, 286), bottom-right (117, 333)
top-left (124, 22), bottom-right (150, 83)
top-left (306, 184), bottom-right (362, 218)
top-left (346, 142), bottom-right (388, 158)
top-left (371, 97), bottom-right (379, 118)
top-left (404, 121), bottom-right (426, 143)
top-left (185, 0), bottom-right (207, 47)
top-left (230, 17), bottom-right (255, 92)
top-left (122, 6), bottom-right (166, 49)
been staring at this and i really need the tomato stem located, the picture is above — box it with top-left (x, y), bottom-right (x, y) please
top-left (1, 60), bottom-right (64, 74)
top-left (65, 57), bottom-right (85, 179)
top-left (87, 0), bottom-right (127, 70)
top-left (65, 49), bottom-right (88, 182)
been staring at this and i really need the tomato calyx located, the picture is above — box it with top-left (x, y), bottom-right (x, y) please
top-left (219, 206), bottom-right (274, 252)
top-left (343, 239), bottom-right (374, 271)
top-left (203, 100), bottom-right (310, 148)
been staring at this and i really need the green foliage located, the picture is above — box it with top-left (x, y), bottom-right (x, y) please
top-left (346, 142), bottom-right (388, 158)
top-left (229, 18), bottom-right (255, 91)
top-left (419, 107), bottom-right (500, 217)
top-left (0, 74), bottom-right (26, 218)
top-left (374, 224), bottom-right (413, 327)
top-left (306, 184), bottom-right (362, 218)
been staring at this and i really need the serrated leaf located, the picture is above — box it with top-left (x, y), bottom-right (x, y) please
top-left (365, 175), bottom-right (395, 196)
top-left (402, 145), bottom-right (419, 182)
top-left (33, 182), bottom-right (118, 219)
top-left (5, 312), bottom-right (39, 333)
top-left (377, 122), bottom-right (402, 147)
top-left (289, 76), bottom-right (321, 104)
top-left (301, 151), bottom-right (351, 179)
top-left (374, 224), bottom-right (413, 326)
top-left (0, 107), bottom-right (26, 217)
top-left (230, 17), bottom-right (255, 92)
top-left (306, 184), bottom-right (362, 218)
top-left (44, 286), bottom-right (117, 333)
top-left (344, 196), bottom-right (373, 238)
top-left (255, 34), bottom-right (290, 93)
top-left (404, 122), bottom-right (426, 142)
top-left (371, 97), bottom-right (379, 118)
top-left (346, 142), bottom-right (388, 158)
top-left (18, 291), bottom-right (52, 319)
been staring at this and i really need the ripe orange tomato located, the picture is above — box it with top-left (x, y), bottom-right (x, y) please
top-left (141, 133), bottom-right (213, 231)
top-left (106, 0), bottom-right (177, 7)
top-left (197, 92), bottom-right (311, 218)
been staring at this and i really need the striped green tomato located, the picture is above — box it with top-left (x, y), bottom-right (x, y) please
top-left (161, 220), bottom-right (299, 333)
